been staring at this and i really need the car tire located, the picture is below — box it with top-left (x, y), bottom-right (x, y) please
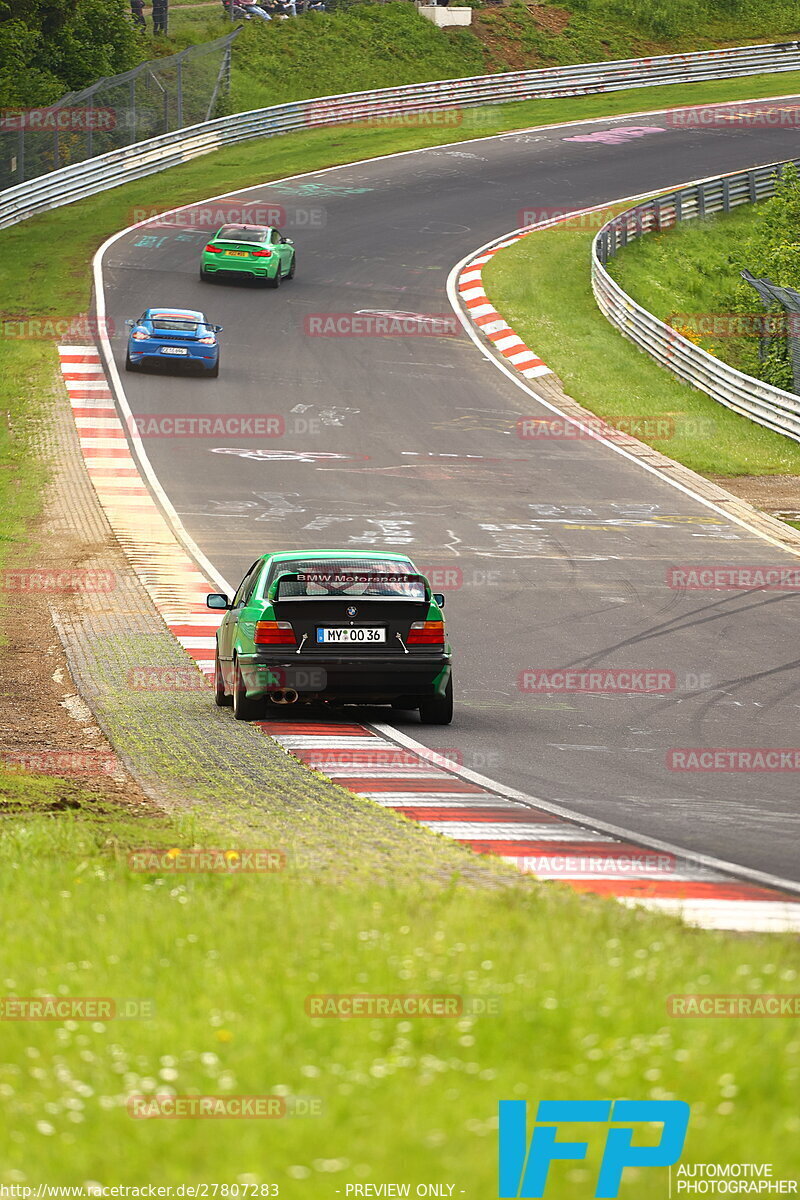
top-left (232, 658), bottom-right (258, 721)
top-left (418, 675), bottom-right (453, 725)
top-left (267, 266), bottom-right (282, 289)
top-left (214, 650), bottom-right (231, 707)
top-left (208, 358), bottom-right (220, 379)
top-left (287, 254), bottom-right (296, 280)
top-left (124, 351), bottom-right (138, 372)
top-left (199, 267), bottom-right (209, 282)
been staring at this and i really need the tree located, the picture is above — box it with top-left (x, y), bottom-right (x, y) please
top-left (733, 163), bottom-right (800, 391)
top-left (0, 0), bottom-right (138, 105)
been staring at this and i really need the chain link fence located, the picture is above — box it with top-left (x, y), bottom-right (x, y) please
top-left (740, 270), bottom-right (800, 393)
top-left (0, 30), bottom-right (240, 190)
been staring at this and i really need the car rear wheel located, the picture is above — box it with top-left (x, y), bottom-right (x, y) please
top-left (207, 358), bottom-right (220, 379)
top-left (287, 254), bottom-right (296, 280)
top-left (199, 267), bottom-right (209, 282)
top-left (419, 675), bottom-right (453, 725)
top-left (232, 658), bottom-right (259, 721)
top-left (267, 266), bottom-right (282, 289)
top-left (124, 351), bottom-right (138, 372)
top-left (214, 650), bottom-right (231, 707)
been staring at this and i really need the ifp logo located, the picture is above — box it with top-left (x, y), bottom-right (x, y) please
top-left (499, 1100), bottom-right (690, 1198)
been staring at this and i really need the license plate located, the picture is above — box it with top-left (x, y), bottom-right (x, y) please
top-left (316, 627), bottom-right (386, 644)
top-left (160, 346), bottom-right (188, 356)
top-left (225, 250), bottom-right (248, 257)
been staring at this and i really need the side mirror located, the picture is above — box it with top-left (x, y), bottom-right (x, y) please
top-left (213, 324), bottom-right (223, 333)
top-left (206, 593), bottom-right (230, 610)
top-left (283, 238), bottom-right (294, 246)
top-left (125, 319), bottom-right (135, 327)
top-left (433, 593), bottom-right (445, 608)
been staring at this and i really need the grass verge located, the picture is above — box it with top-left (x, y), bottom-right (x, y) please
top-left (4, 70), bottom-right (800, 585)
top-left (484, 205), bottom-right (800, 478)
top-left (608, 203), bottom-right (778, 378)
top-left (0, 784), bottom-right (799, 1183)
top-left (2, 78), bottom-right (800, 1183)
top-left (154, 0), bottom-right (800, 111)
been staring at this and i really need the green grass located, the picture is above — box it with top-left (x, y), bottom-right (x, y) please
top-left (471, 0), bottom-right (800, 73)
top-left (609, 204), bottom-right (780, 378)
top-left (0, 784), bottom-right (799, 1184)
top-left (3, 78), bottom-right (800, 1182)
top-left (484, 202), bottom-right (800, 478)
top-left (151, 0), bottom-right (800, 114)
top-left (4, 71), bottom-right (800, 618)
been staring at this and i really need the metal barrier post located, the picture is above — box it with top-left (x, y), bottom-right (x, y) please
top-left (177, 57), bottom-right (184, 128)
top-left (130, 77), bottom-right (137, 144)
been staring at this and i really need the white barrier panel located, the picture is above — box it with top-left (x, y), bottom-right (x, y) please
top-left (592, 158), bottom-right (800, 445)
top-left (2, 40), bottom-right (800, 229)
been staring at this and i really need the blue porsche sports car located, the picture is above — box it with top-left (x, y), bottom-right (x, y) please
top-left (124, 307), bottom-right (223, 376)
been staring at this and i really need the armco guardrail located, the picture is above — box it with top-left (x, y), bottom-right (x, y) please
top-left (1, 40), bottom-right (800, 230)
top-left (0, 30), bottom-right (239, 190)
top-left (592, 159), bottom-right (800, 445)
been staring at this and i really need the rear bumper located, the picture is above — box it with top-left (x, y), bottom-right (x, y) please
top-left (202, 258), bottom-right (276, 279)
top-left (237, 651), bottom-right (451, 701)
top-left (128, 345), bottom-right (218, 369)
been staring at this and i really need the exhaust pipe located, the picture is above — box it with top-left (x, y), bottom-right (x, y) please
top-left (269, 688), bottom-right (299, 705)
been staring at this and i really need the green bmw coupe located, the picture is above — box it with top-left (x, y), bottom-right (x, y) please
top-left (207, 551), bottom-right (453, 724)
top-left (200, 223), bottom-right (296, 287)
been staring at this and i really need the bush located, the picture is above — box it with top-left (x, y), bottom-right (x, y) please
top-left (0, 0), bottom-right (138, 106)
top-left (734, 163), bottom-right (800, 391)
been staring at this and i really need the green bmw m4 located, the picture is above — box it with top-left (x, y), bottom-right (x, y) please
top-left (200, 223), bottom-right (296, 287)
top-left (207, 551), bottom-right (453, 724)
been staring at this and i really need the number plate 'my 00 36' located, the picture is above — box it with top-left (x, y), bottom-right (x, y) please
top-left (316, 627), bottom-right (386, 644)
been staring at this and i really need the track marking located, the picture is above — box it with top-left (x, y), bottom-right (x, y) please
top-left (57, 345), bottom-right (223, 677)
top-left (260, 719), bottom-right (800, 931)
top-left (81, 96), bottom-right (800, 927)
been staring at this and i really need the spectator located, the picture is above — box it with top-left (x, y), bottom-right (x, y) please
top-left (222, 0), bottom-right (254, 17)
top-left (130, 0), bottom-right (147, 28)
top-left (151, 0), bottom-right (168, 32)
top-left (238, 0), bottom-right (273, 17)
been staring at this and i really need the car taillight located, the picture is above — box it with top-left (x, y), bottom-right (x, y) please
top-left (204, 244), bottom-right (222, 253)
top-left (254, 620), bottom-right (296, 646)
top-left (198, 336), bottom-right (216, 345)
top-left (251, 249), bottom-right (272, 258)
top-left (131, 329), bottom-right (150, 340)
top-left (407, 620), bottom-right (444, 645)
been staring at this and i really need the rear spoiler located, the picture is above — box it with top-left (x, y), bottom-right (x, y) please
top-left (268, 571), bottom-right (430, 603)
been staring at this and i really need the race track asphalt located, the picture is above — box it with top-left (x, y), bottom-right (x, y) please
top-left (99, 104), bottom-right (800, 881)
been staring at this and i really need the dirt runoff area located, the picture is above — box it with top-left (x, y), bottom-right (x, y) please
top-left (0, 548), bottom-right (157, 814)
top-left (711, 474), bottom-right (800, 524)
top-left (0, 379), bottom-right (158, 816)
